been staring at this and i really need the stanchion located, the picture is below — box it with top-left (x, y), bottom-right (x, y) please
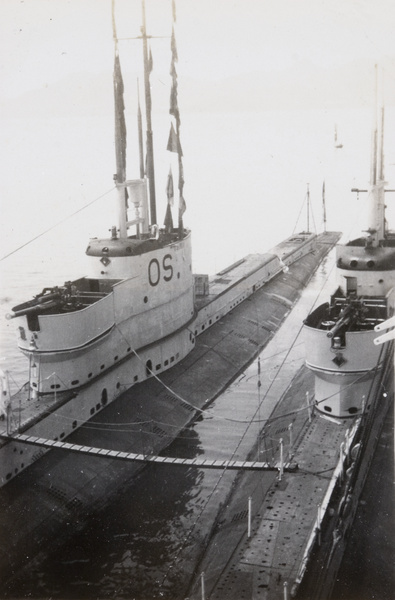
top-left (201, 571), bottom-right (205, 600)
top-left (288, 423), bottom-right (293, 457)
top-left (248, 496), bottom-right (252, 538)
top-left (279, 438), bottom-right (284, 481)
top-left (306, 391), bottom-right (312, 422)
top-left (283, 581), bottom-right (288, 600)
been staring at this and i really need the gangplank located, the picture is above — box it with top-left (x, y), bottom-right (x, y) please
top-left (2, 432), bottom-right (296, 473)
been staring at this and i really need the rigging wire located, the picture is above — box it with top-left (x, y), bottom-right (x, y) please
top-left (0, 186), bottom-right (115, 262)
top-left (292, 195), bottom-right (307, 235)
top-left (310, 195), bottom-right (317, 234)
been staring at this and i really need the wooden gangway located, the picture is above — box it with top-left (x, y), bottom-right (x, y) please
top-left (5, 432), bottom-right (292, 472)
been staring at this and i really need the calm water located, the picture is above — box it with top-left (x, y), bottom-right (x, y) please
top-left (0, 107), bottom-right (394, 598)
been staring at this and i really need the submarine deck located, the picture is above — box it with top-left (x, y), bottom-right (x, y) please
top-left (0, 231), bottom-right (344, 589)
top-left (0, 231), bottom-right (332, 442)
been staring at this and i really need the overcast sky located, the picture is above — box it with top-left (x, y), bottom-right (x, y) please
top-left (1, 0), bottom-right (395, 273)
top-left (1, 0), bottom-right (394, 102)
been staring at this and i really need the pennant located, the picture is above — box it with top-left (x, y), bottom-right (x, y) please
top-left (169, 82), bottom-right (180, 123)
top-left (169, 56), bottom-right (180, 125)
top-left (164, 203), bottom-right (173, 232)
top-left (171, 27), bottom-right (178, 62)
top-left (113, 50), bottom-right (127, 180)
top-left (178, 159), bottom-right (184, 193)
top-left (179, 193), bottom-right (186, 217)
top-left (170, 59), bottom-right (177, 81)
top-left (167, 122), bottom-right (183, 156)
top-left (172, 0), bottom-right (177, 23)
top-left (166, 168), bottom-right (174, 206)
top-left (148, 46), bottom-right (153, 73)
top-left (178, 193), bottom-right (186, 239)
top-left (137, 92), bottom-right (145, 178)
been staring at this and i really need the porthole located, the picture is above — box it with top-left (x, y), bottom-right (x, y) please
top-left (350, 260), bottom-right (358, 268)
top-left (116, 381), bottom-right (121, 389)
top-left (6, 473), bottom-right (12, 480)
top-left (127, 347), bottom-right (131, 352)
top-left (134, 375), bottom-right (139, 382)
top-left (102, 247), bottom-right (109, 253)
top-left (90, 407), bottom-right (95, 415)
top-left (379, 279), bottom-right (384, 284)
top-left (60, 432), bottom-right (65, 439)
top-left (177, 272), bottom-right (180, 279)
top-left (114, 355), bottom-right (119, 361)
top-left (366, 260), bottom-right (375, 268)
top-left (72, 420), bottom-right (77, 429)
top-left (348, 407), bottom-right (358, 414)
top-left (96, 403), bottom-right (101, 411)
top-left (88, 372), bottom-right (93, 378)
top-left (324, 405), bottom-right (332, 412)
top-left (100, 364), bottom-right (105, 370)
top-left (71, 379), bottom-right (79, 386)
top-left (164, 359), bottom-right (169, 366)
top-left (144, 296), bottom-right (148, 303)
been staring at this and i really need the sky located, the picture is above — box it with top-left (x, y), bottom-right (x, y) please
top-left (1, 0), bottom-right (395, 101)
top-left (1, 0), bottom-right (395, 270)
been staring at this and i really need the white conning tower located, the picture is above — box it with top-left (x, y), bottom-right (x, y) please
top-left (86, 178), bottom-right (153, 280)
top-left (335, 101), bottom-right (395, 298)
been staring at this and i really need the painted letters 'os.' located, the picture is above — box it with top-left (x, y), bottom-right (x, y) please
top-left (148, 254), bottom-right (173, 286)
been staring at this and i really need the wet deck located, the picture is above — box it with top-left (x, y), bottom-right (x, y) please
top-left (0, 233), bottom-right (318, 444)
